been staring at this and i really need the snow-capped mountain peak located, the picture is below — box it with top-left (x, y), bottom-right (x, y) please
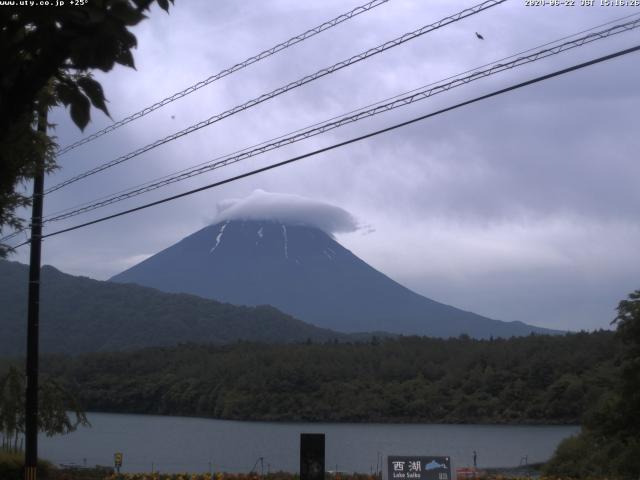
top-left (111, 218), bottom-right (554, 338)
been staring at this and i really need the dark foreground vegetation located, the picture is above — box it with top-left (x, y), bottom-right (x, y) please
top-left (0, 463), bottom-right (399, 480)
top-left (0, 451), bottom-right (111, 480)
top-left (0, 451), bottom-right (51, 480)
top-left (543, 291), bottom-right (640, 479)
top-left (37, 331), bottom-right (617, 424)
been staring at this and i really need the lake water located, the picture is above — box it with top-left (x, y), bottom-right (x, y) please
top-left (39, 413), bottom-right (579, 474)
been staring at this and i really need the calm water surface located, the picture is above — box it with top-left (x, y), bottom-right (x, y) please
top-left (39, 413), bottom-right (578, 474)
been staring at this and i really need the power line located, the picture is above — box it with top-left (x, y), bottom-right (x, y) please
top-left (39, 11), bottom-right (640, 223)
top-left (44, 0), bottom-right (506, 195)
top-left (38, 16), bottom-right (640, 224)
top-left (2, 13), bottom-right (638, 245)
top-left (55, 0), bottom-right (392, 157)
top-left (10, 43), bottom-right (639, 249)
top-left (1, 230), bottom-right (24, 243)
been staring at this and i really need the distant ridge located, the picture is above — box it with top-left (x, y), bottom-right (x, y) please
top-left (0, 260), bottom-right (345, 356)
top-left (111, 219), bottom-right (557, 338)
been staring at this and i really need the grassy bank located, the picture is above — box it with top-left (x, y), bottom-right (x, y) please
top-left (104, 475), bottom-right (378, 480)
top-left (0, 451), bottom-right (53, 480)
top-left (0, 458), bottom-right (607, 480)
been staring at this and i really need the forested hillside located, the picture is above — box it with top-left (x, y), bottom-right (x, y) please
top-left (0, 260), bottom-right (345, 355)
top-left (41, 331), bottom-right (616, 424)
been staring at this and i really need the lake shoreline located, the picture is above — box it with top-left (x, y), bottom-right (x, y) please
top-left (79, 410), bottom-right (582, 428)
top-left (40, 412), bottom-right (578, 474)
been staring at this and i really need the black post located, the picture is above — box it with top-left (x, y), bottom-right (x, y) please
top-left (24, 108), bottom-right (47, 480)
top-left (300, 433), bottom-right (325, 480)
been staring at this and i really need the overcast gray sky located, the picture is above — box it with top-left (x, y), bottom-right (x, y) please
top-left (8, 0), bottom-right (640, 331)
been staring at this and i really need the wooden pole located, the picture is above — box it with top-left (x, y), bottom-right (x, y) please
top-left (24, 107), bottom-right (47, 480)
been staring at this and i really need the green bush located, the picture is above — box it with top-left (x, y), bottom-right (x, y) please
top-left (543, 434), bottom-right (599, 478)
top-left (0, 451), bottom-right (51, 480)
top-left (545, 290), bottom-right (640, 479)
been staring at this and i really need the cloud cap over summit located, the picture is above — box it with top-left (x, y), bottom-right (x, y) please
top-left (111, 211), bottom-right (555, 338)
top-left (215, 190), bottom-right (359, 235)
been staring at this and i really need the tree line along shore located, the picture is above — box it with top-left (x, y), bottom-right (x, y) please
top-left (7, 330), bottom-right (616, 425)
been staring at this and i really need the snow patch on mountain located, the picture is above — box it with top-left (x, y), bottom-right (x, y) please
top-left (215, 190), bottom-right (359, 235)
top-left (210, 222), bottom-right (228, 254)
top-left (282, 225), bottom-right (289, 259)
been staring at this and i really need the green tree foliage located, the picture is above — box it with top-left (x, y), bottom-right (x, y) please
top-left (0, 451), bottom-right (51, 480)
top-left (545, 290), bottom-right (640, 479)
top-left (0, 261), bottom-right (344, 355)
top-left (38, 330), bottom-right (617, 425)
top-left (0, 367), bottom-right (23, 452)
top-left (0, 366), bottom-right (89, 453)
top-left (0, 0), bottom-right (174, 256)
top-left (613, 290), bottom-right (640, 435)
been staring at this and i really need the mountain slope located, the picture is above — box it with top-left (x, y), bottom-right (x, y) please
top-left (0, 260), bottom-right (345, 356)
top-left (111, 220), bottom-right (555, 338)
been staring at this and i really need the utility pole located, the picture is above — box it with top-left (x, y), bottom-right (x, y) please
top-left (24, 106), bottom-right (47, 480)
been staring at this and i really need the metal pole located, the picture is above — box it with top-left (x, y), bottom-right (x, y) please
top-left (24, 107), bottom-right (47, 480)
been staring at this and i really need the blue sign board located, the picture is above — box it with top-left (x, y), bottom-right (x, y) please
top-left (388, 456), bottom-right (451, 480)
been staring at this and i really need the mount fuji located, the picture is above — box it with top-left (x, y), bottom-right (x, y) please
top-left (111, 193), bottom-right (553, 338)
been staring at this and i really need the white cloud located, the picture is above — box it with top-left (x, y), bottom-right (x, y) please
top-left (214, 189), bottom-right (359, 234)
